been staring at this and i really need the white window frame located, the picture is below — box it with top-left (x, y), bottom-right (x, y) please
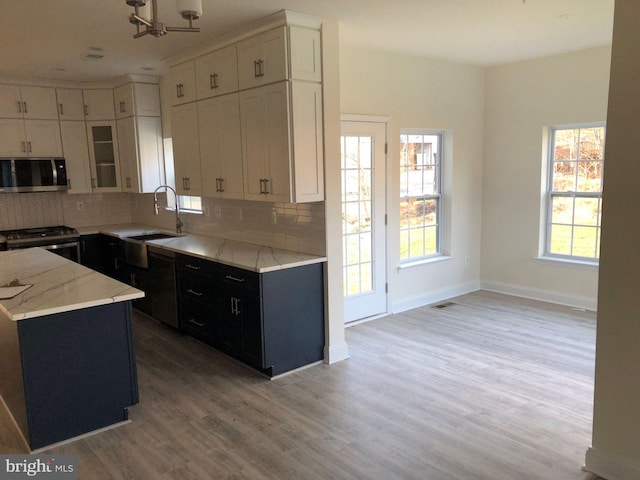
top-left (544, 123), bottom-right (606, 263)
top-left (400, 129), bottom-right (443, 264)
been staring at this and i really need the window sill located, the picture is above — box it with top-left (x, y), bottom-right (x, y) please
top-left (534, 256), bottom-right (599, 269)
top-left (398, 255), bottom-right (452, 271)
top-left (164, 207), bottom-right (202, 216)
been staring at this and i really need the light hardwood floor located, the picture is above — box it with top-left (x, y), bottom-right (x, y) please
top-left (11, 291), bottom-right (602, 479)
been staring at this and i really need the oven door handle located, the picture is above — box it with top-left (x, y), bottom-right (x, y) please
top-left (41, 242), bottom-right (80, 251)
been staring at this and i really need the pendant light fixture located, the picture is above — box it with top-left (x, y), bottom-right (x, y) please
top-left (127, 0), bottom-right (202, 38)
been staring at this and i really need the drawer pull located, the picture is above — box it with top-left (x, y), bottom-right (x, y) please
top-left (189, 318), bottom-right (205, 327)
top-left (225, 275), bottom-right (245, 283)
top-left (187, 288), bottom-right (203, 297)
top-left (185, 264), bottom-right (202, 271)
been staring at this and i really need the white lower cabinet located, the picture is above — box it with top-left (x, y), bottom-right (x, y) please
top-left (239, 81), bottom-right (323, 203)
top-left (171, 102), bottom-right (202, 196)
top-left (117, 116), bottom-right (165, 193)
top-left (198, 93), bottom-right (243, 199)
top-left (0, 119), bottom-right (62, 157)
top-left (60, 121), bottom-right (92, 193)
top-left (86, 121), bottom-right (121, 192)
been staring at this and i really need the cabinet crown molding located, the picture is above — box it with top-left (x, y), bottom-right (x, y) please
top-left (165, 9), bottom-right (322, 69)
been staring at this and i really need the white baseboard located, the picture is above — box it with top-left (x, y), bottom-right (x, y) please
top-left (324, 341), bottom-right (350, 364)
top-left (391, 281), bottom-right (481, 314)
top-left (481, 280), bottom-right (597, 311)
top-left (584, 447), bottom-right (640, 480)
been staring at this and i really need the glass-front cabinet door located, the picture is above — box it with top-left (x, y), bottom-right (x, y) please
top-left (86, 121), bottom-right (121, 192)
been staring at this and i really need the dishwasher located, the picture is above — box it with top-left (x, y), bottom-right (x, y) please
top-left (147, 245), bottom-right (179, 328)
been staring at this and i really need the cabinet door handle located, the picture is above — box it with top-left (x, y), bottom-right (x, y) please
top-left (189, 318), bottom-right (205, 327)
top-left (59, 103), bottom-right (64, 116)
top-left (177, 83), bottom-right (184, 98)
top-left (84, 105), bottom-right (89, 116)
top-left (225, 275), bottom-right (245, 283)
top-left (259, 178), bottom-right (265, 194)
top-left (254, 59), bottom-right (265, 78)
top-left (264, 178), bottom-right (270, 195)
top-left (185, 264), bottom-right (202, 271)
top-left (187, 288), bottom-right (203, 297)
top-left (68, 179), bottom-right (72, 190)
top-left (21, 141), bottom-right (26, 153)
top-left (187, 177), bottom-right (191, 190)
top-left (22, 102), bottom-right (28, 114)
top-left (234, 298), bottom-right (241, 315)
top-left (130, 273), bottom-right (136, 287)
top-left (210, 73), bottom-right (219, 89)
top-left (91, 178), bottom-right (97, 189)
top-left (120, 101), bottom-right (126, 113)
top-left (27, 141), bottom-right (32, 153)
top-left (16, 100), bottom-right (22, 113)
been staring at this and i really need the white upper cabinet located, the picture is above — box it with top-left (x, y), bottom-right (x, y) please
top-left (237, 27), bottom-right (288, 90)
top-left (83, 89), bottom-right (115, 121)
top-left (288, 26), bottom-right (322, 82)
top-left (240, 82), bottom-right (291, 202)
top-left (118, 116), bottom-right (165, 193)
top-left (0, 85), bottom-right (58, 120)
top-left (0, 119), bottom-right (62, 157)
top-left (166, 62), bottom-right (197, 106)
top-left (195, 44), bottom-right (239, 99)
top-left (198, 93), bottom-right (243, 199)
top-left (114, 83), bottom-right (161, 119)
top-left (56, 89), bottom-right (86, 120)
top-left (171, 102), bottom-right (202, 196)
top-left (86, 121), bottom-right (121, 192)
top-left (60, 121), bottom-right (92, 193)
top-left (240, 81), bottom-right (324, 203)
top-left (114, 84), bottom-right (135, 119)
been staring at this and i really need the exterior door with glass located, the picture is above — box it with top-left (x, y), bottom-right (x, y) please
top-left (341, 120), bottom-right (387, 323)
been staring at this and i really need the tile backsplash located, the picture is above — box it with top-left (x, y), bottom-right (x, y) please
top-left (0, 192), bottom-right (326, 256)
top-left (0, 192), bottom-right (132, 230)
top-left (131, 194), bottom-right (326, 256)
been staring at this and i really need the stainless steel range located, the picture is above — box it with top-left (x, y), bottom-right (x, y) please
top-left (0, 225), bottom-right (81, 262)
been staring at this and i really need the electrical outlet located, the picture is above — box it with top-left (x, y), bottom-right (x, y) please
top-left (76, 201), bottom-right (84, 211)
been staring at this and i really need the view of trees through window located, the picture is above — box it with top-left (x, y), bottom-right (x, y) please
top-left (400, 131), bottom-right (442, 262)
top-left (547, 125), bottom-right (605, 260)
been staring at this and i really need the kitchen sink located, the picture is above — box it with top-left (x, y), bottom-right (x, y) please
top-left (122, 232), bottom-right (181, 268)
top-left (127, 232), bottom-right (180, 242)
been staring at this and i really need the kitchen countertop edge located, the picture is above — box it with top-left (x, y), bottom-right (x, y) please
top-left (78, 224), bottom-right (327, 273)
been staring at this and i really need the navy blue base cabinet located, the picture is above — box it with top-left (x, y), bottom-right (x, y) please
top-left (177, 254), bottom-right (325, 377)
top-left (0, 302), bottom-right (138, 450)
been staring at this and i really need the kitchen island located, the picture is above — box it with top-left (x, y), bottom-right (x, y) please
top-left (0, 248), bottom-right (143, 451)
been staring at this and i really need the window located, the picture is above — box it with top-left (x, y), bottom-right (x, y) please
top-left (545, 124), bottom-right (605, 261)
top-left (178, 195), bottom-right (202, 214)
top-left (400, 130), bottom-right (443, 262)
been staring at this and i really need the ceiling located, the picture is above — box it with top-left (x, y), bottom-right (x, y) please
top-left (0, 0), bottom-right (614, 83)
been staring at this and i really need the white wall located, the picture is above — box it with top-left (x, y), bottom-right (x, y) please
top-left (585, 1), bottom-right (640, 478)
top-left (482, 46), bottom-right (611, 309)
top-left (339, 46), bottom-right (485, 312)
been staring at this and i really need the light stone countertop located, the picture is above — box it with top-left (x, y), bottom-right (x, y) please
top-left (0, 248), bottom-right (144, 321)
top-left (78, 224), bottom-right (327, 273)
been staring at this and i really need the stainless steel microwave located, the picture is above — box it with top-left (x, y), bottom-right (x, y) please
top-left (0, 158), bottom-right (68, 192)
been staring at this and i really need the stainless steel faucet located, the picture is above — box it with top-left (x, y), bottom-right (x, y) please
top-left (153, 185), bottom-right (184, 234)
